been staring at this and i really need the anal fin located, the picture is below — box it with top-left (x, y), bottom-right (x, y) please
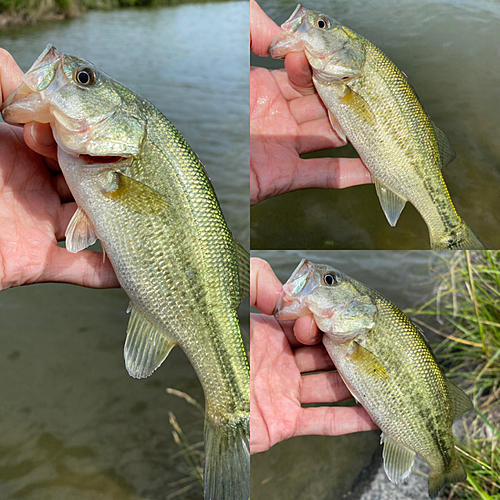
top-left (375, 180), bottom-right (407, 227)
top-left (125, 304), bottom-right (177, 379)
top-left (381, 433), bottom-right (416, 484)
top-left (65, 207), bottom-right (98, 253)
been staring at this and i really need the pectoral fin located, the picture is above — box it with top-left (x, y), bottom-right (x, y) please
top-left (65, 207), bottom-right (98, 253)
top-left (328, 111), bottom-right (347, 143)
top-left (102, 172), bottom-right (172, 216)
top-left (125, 304), bottom-right (177, 379)
top-left (346, 341), bottom-right (390, 381)
top-left (447, 378), bottom-right (473, 420)
top-left (375, 180), bottom-right (407, 227)
top-left (381, 433), bottom-right (416, 484)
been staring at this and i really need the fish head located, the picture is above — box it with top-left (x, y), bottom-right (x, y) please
top-left (269, 5), bottom-right (365, 82)
top-left (274, 260), bottom-right (377, 340)
top-left (1, 44), bottom-right (145, 158)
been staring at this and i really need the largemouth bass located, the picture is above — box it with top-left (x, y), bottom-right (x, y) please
top-left (1, 45), bottom-right (250, 500)
top-left (269, 5), bottom-right (486, 250)
top-left (274, 259), bottom-right (472, 498)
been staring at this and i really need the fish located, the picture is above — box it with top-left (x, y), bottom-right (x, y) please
top-left (269, 4), bottom-right (486, 250)
top-left (274, 259), bottom-right (473, 498)
top-left (1, 44), bottom-right (250, 500)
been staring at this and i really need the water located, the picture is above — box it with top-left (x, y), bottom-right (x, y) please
top-left (250, 250), bottom-right (449, 500)
top-left (251, 0), bottom-right (500, 250)
top-left (0, 2), bottom-right (248, 499)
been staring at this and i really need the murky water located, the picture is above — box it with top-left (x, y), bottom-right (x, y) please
top-left (0, 2), bottom-right (248, 499)
top-left (251, 0), bottom-right (500, 250)
top-left (250, 250), bottom-right (450, 500)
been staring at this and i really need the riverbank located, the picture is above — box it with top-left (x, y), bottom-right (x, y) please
top-left (0, 0), bottom-right (215, 27)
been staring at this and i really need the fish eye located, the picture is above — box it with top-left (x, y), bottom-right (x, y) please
top-left (316, 17), bottom-right (331, 29)
top-left (74, 67), bottom-right (97, 86)
top-left (323, 272), bottom-right (340, 286)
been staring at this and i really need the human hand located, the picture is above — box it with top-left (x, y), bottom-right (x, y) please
top-left (0, 48), bottom-right (119, 291)
top-left (250, 0), bottom-right (372, 206)
top-left (250, 257), bottom-right (377, 454)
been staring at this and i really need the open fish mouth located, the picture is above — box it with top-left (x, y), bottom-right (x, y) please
top-left (274, 259), bottom-right (317, 320)
top-left (1, 43), bottom-right (141, 161)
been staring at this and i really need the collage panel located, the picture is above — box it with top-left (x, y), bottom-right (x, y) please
top-left (1, 2), bottom-right (249, 500)
top-left (250, 250), bottom-right (500, 499)
top-left (251, 0), bottom-right (500, 250)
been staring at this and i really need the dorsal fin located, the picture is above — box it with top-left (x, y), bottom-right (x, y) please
top-left (432, 122), bottom-right (456, 169)
top-left (447, 378), bottom-right (473, 420)
top-left (234, 238), bottom-right (249, 305)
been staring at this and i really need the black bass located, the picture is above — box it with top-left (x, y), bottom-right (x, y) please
top-left (269, 5), bottom-right (486, 250)
top-left (274, 259), bottom-right (472, 498)
top-left (1, 45), bottom-right (249, 500)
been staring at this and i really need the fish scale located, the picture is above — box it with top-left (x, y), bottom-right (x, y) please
top-left (274, 259), bottom-right (473, 497)
top-left (1, 44), bottom-right (249, 500)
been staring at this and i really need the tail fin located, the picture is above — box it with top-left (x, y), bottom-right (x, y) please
top-left (203, 413), bottom-right (250, 500)
top-left (430, 220), bottom-right (486, 250)
top-left (428, 456), bottom-right (467, 498)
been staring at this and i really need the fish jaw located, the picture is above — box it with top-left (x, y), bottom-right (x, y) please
top-left (274, 260), bottom-right (376, 340)
top-left (1, 44), bottom-right (144, 158)
top-left (274, 259), bottom-right (316, 320)
top-left (269, 5), bottom-right (364, 82)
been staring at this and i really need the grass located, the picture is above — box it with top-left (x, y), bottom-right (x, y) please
top-left (0, 0), bottom-right (220, 26)
top-left (164, 388), bottom-right (204, 500)
top-left (408, 251), bottom-right (500, 500)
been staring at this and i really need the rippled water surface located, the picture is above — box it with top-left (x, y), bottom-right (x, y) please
top-left (251, 0), bottom-right (500, 249)
top-left (0, 2), bottom-right (248, 499)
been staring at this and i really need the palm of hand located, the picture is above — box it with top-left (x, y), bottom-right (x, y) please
top-left (250, 314), bottom-right (305, 453)
top-left (250, 64), bottom-right (371, 206)
top-left (0, 124), bottom-right (66, 289)
top-left (0, 123), bottom-right (116, 290)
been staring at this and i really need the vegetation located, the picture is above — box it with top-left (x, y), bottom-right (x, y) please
top-left (0, 0), bottom-right (217, 26)
top-left (409, 251), bottom-right (500, 499)
top-left (165, 388), bottom-right (204, 500)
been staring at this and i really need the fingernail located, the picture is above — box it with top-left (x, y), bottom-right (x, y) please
top-left (30, 122), bottom-right (55, 147)
top-left (309, 321), bottom-right (319, 343)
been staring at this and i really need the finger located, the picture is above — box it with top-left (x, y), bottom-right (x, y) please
top-left (289, 156), bottom-right (372, 192)
top-left (297, 117), bottom-right (348, 154)
top-left (293, 315), bottom-right (321, 345)
top-left (285, 51), bottom-right (315, 95)
top-left (288, 93), bottom-right (328, 124)
top-left (294, 344), bottom-right (335, 373)
top-left (0, 48), bottom-right (23, 103)
top-left (250, 0), bottom-right (282, 57)
top-left (300, 371), bottom-right (353, 404)
top-left (43, 244), bottom-right (120, 289)
top-left (250, 257), bottom-right (282, 314)
top-left (279, 320), bottom-right (307, 348)
top-left (55, 202), bottom-right (78, 241)
top-left (295, 405), bottom-right (378, 437)
top-left (24, 122), bottom-right (58, 161)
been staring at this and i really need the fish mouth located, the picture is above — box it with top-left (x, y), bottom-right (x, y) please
top-left (269, 4), bottom-right (339, 61)
top-left (274, 259), bottom-right (316, 320)
top-left (269, 4), bottom-right (308, 59)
